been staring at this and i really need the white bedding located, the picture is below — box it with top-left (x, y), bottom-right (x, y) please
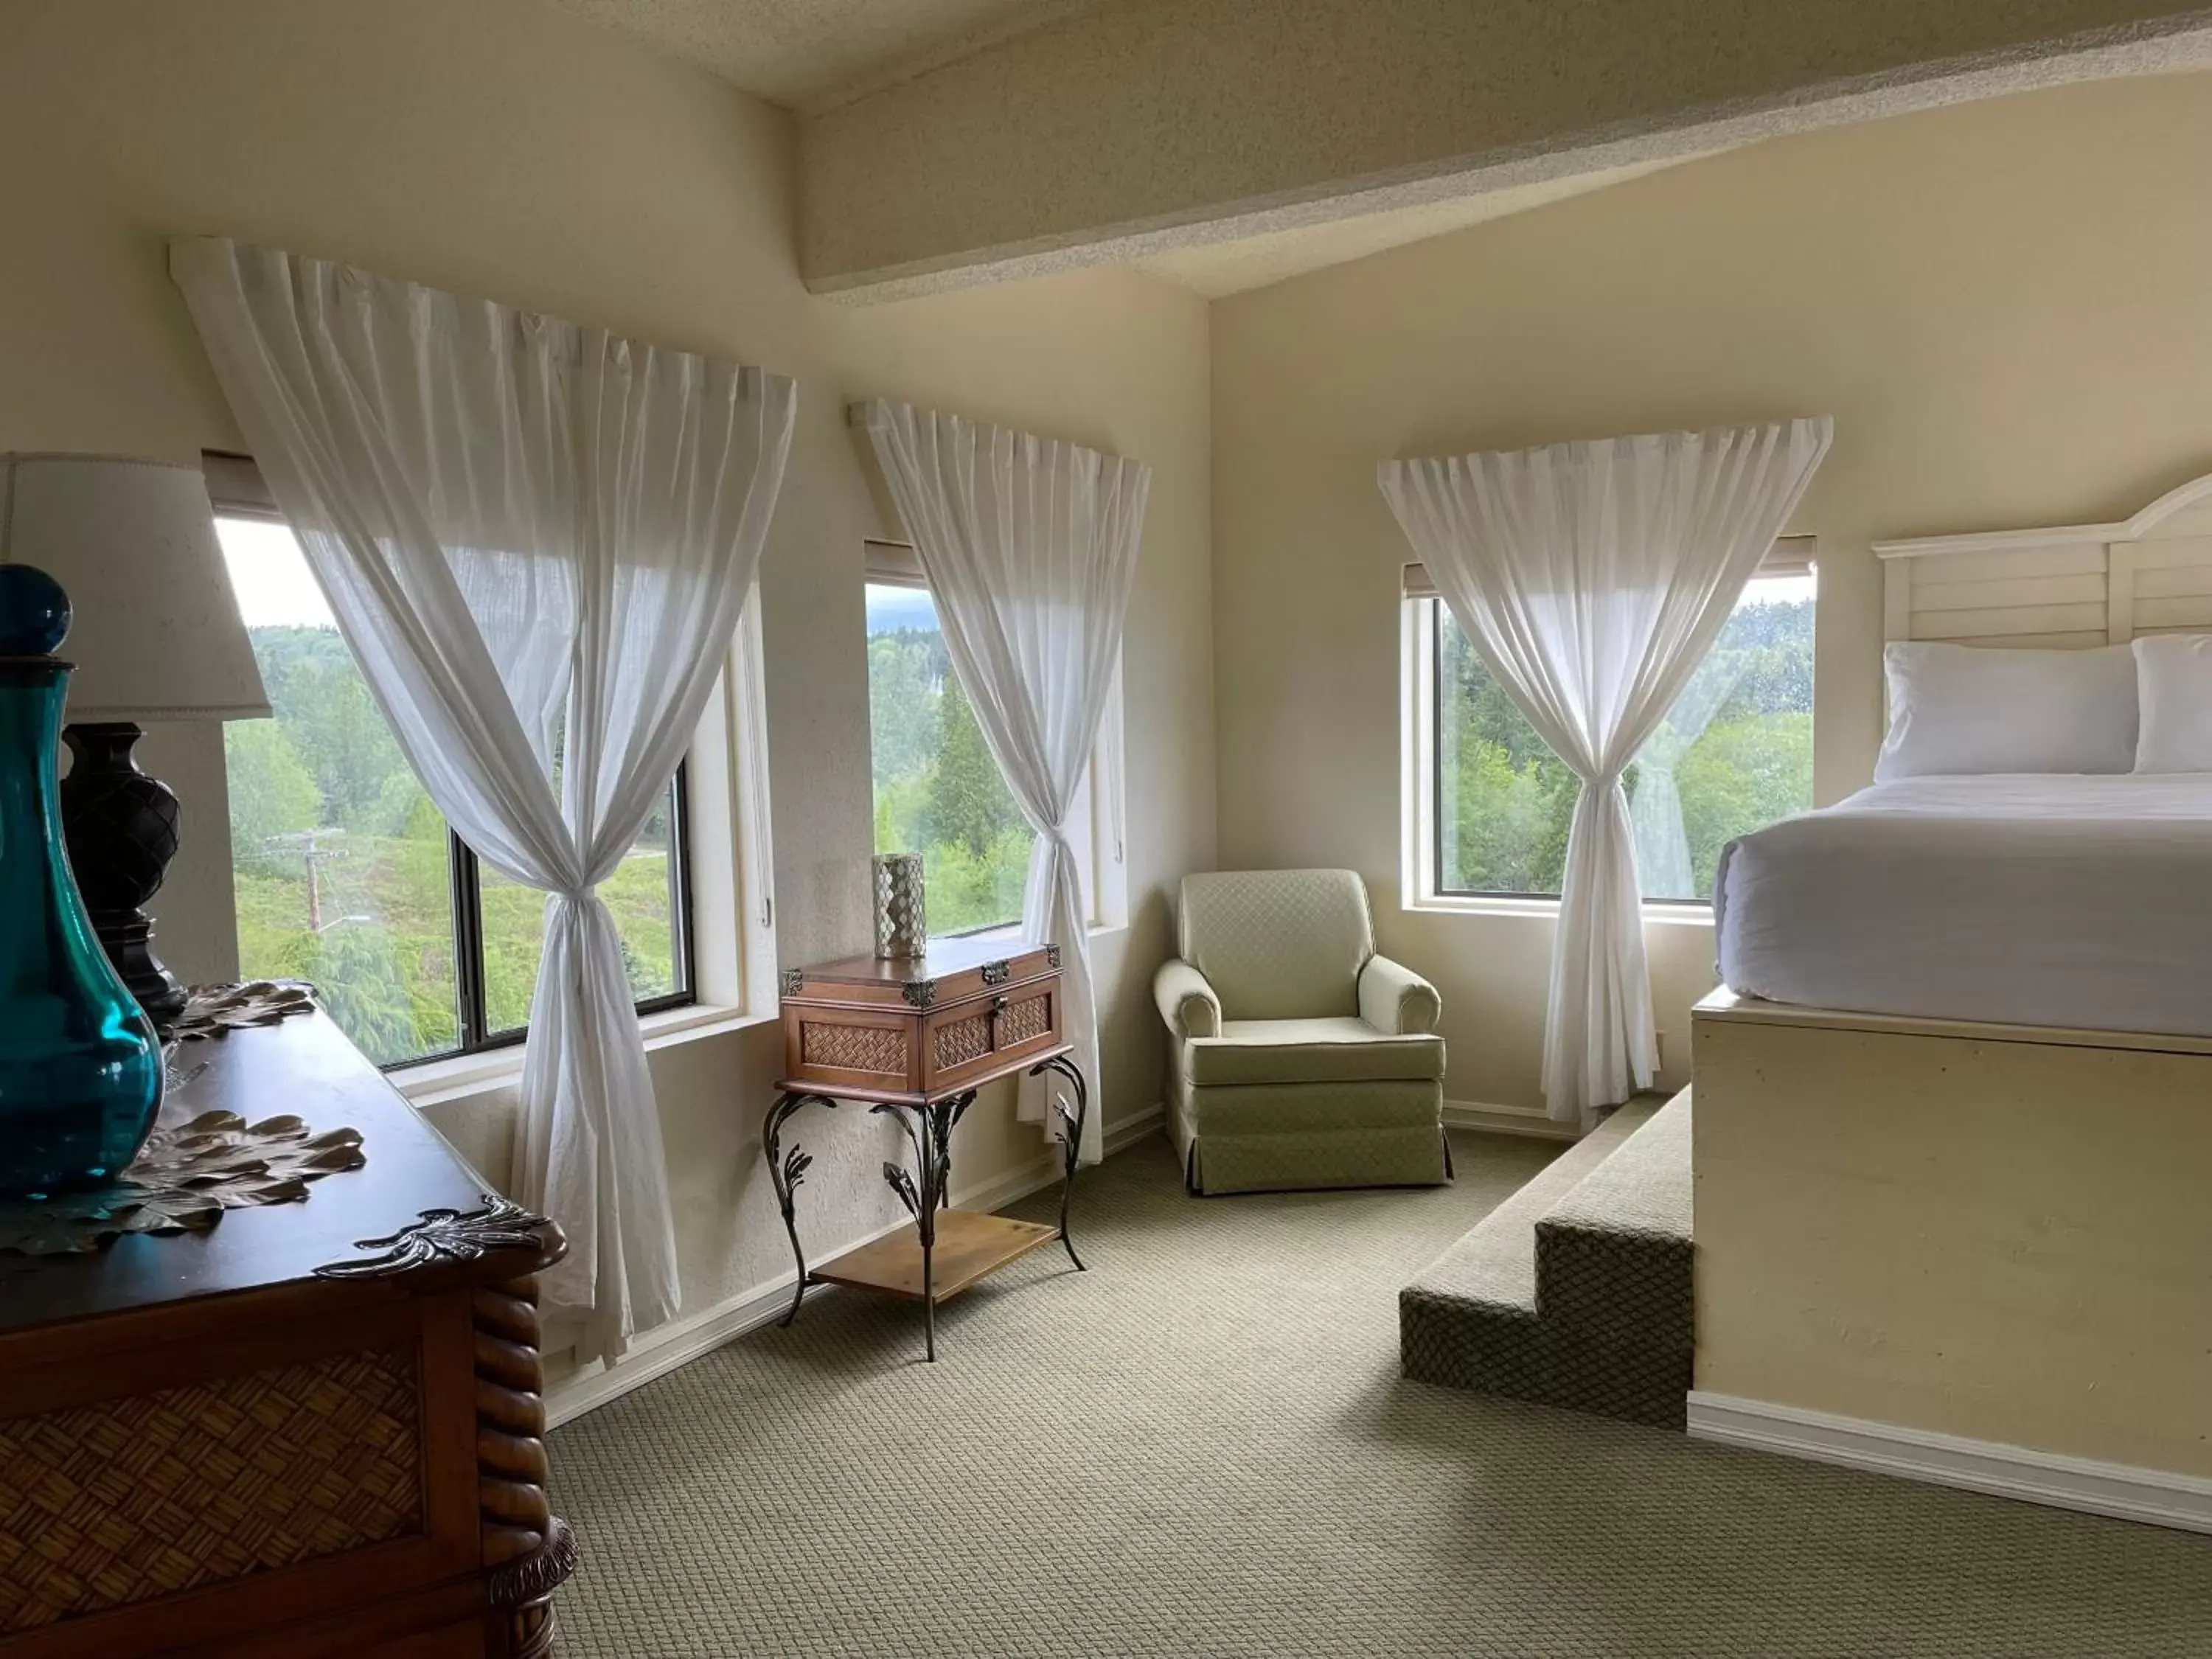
top-left (1714, 773), bottom-right (2212, 1037)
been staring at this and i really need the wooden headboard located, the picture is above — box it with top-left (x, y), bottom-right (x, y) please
top-left (1875, 471), bottom-right (2212, 649)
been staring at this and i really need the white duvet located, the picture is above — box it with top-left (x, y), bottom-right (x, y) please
top-left (1714, 773), bottom-right (2212, 1037)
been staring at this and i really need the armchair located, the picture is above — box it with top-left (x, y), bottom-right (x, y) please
top-left (1155, 869), bottom-right (1450, 1194)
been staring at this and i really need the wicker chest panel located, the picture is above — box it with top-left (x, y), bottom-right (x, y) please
top-left (932, 1012), bottom-right (994, 1071)
top-left (801, 1020), bottom-right (910, 1077)
top-left (0, 1346), bottom-right (422, 1633)
top-left (1000, 990), bottom-right (1053, 1048)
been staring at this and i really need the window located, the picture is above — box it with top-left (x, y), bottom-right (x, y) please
top-left (1407, 546), bottom-right (1815, 907)
top-left (863, 543), bottom-right (1124, 941)
top-left (215, 513), bottom-right (693, 1068)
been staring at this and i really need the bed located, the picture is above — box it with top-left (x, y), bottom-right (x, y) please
top-left (1688, 470), bottom-right (2212, 1531)
top-left (1713, 771), bottom-right (2212, 1038)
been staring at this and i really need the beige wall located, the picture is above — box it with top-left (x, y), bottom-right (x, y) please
top-left (1211, 72), bottom-right (2212, 1113)
top-left (0, 0), bottom-right (1213, 1363)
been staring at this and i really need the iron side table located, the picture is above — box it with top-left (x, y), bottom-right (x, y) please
top-left (765, 939), bottom-right (1087, 1361)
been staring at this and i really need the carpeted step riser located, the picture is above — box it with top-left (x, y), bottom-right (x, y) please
top-left (1400, 1292), bottom-right (1688, 1430)
top-left (1531, 1223), bottom-right (1693, 1355)
top-left (1399, 1091), bottom-right (1694, 1429)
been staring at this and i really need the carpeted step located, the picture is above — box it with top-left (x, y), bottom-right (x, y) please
top-left (1531, 1089), bottom-right (1694, 1352)
top-left (1400, 1090), bottom-right (1693, 1430)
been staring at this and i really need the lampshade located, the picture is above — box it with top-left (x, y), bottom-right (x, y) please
top-left (0, 453), bottom-right (268, 722)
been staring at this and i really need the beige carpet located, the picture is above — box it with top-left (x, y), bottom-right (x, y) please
top-left (549, 1130), bottom-right (2212, 1658)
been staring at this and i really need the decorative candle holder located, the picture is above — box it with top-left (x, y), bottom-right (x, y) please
top-left (873, 852), bottom-right (926, 961)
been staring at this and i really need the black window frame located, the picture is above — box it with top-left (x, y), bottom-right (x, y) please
top-left (212, 496), bottom-right (698, 1072)
top-left (445, 762), bottom-right (699, 1060)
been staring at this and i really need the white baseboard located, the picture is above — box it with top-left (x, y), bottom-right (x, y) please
top-left (1102, 1102), bottom-right (1164, 1155)
top-left (1688, 1391), bottom-right (2212, 1534)
top-left (548, 1105), bottom-right (1163, 1430)
top-left (1441, 1099), bottom-right (1579, 1141)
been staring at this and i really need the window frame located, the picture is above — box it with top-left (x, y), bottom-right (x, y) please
top-left (1400, 543), bottom-right (1816, 920)
top-left (209, 478), bottom-right (701, 1072)
top-left (863, 540), bottom-right (1127, 942)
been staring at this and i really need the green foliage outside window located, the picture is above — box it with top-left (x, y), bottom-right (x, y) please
top-left (224, 622), bottom-right (681, 1068)
top-left (866, 588), bottom-right (1033, 937)
top-left (1435, 590), bottom-right (1815, 903)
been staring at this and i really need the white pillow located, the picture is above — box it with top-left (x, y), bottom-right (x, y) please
top-left (2133, 634), bottom-right (2212, 773)
top-left (1874, 641), bottom-right (2138, 781)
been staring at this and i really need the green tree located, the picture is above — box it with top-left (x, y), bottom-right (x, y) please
top-left (1676, 712), bottom-right (1814, 896)
top-left (926, 671), bottom-right (1026, 860)
top-left (223, 719), bottom-right (321, 873)
top-left (248, 625), bottom-right (415, 832)
top-left (867, 630), bottom-right (942, 793)
top-left (271, 922), bottom-right (426, 1066)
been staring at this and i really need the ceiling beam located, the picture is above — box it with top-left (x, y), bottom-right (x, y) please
top-left (799, 0), bottom-right (2212, 301)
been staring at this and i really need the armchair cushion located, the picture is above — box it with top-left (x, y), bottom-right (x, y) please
top-left (1180, 1018), bottom-right (1445, 1088)
top-left (1359, 955), bottom-right (1441, 1036)
top-left (1153, 958), bottom-right (1222, 1040)
top-left (1178, 869), bottom-right (1374, 1020)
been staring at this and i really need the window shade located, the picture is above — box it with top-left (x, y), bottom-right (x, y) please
top-left (1401, 534), bottom-right (1816, 599)
top-left (865, 537), bottom-right (925, 584)
top-left (201, 450), bottom-right (280, 518)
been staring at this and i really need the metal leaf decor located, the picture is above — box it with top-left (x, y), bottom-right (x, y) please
top-left (167, 979), bottom-right (318, 1042)
top-left (882, 1161), bottom-right (921, 1217)
top-left (0, 1110), bottom-right (367, 1256)
top-left (782, 1146), bottom-right (814, 1193)
top-left (316, 1194), bottom-right (549, 1279)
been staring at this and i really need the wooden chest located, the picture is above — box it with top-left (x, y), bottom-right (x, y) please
top-left (779, 936), bottom-right (1063, 1105)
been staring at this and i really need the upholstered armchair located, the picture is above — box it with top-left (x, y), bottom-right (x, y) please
top-left (1155, 869), bottom-right (1449, 1195)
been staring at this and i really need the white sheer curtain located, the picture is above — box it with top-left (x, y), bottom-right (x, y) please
top-left (857, 399), bottom-right (1147, 1164)
top-left (173, 237), bottom-right (796, 1360)
top-left (1629, 650), bottom-right (1747, 901)
top-left (1380, 419), bottom-right (1831, 1124)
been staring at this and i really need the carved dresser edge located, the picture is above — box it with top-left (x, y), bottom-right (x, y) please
top-left (476, 1271), bottom-right (576, 1659)
top-left (313, 1194), bottom-right (556, 1279)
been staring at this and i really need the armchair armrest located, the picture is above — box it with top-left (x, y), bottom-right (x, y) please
top-left (1153, 958), bottom-right (1222, 1040)
top-left (1360, 955), bottom-right (1441, 1036)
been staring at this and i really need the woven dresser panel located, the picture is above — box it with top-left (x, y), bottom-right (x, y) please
top-left (803, 1020), bottom-right (908, 1076)
top-left (1001, 992), bottom-right (1051, 1047)
top-left (0, 1346), bottom-right (422, 1632)
top-left (933, 1013), bottom-right (992, 1071)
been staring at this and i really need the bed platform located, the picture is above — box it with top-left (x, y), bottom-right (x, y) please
top-left (1691, 990), bottom-right (2212, 1519)
top-left (1689, 470), bottom-right (2212, 1531)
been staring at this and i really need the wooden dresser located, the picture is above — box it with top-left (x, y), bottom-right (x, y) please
top-left (0, 1014), bottom-right (572, 1659)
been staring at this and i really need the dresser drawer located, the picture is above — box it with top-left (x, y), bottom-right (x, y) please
top-left (922, 981), bottom-right (1061, 1093)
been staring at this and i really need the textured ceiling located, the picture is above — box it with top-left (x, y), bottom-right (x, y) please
top-left (1134, 158), bottom-right (1694, 297)
top-left (543, 0), bottom-right (1086, 108)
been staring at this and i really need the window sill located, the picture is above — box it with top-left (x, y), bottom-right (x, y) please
top-left (1407, 894), bottom-right (1716, 928)
top-left (393, 1001), bottom-right (774, 1109)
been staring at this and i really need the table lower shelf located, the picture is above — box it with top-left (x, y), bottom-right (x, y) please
top-left (810, 1209), bottom-right (1061, 1304)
